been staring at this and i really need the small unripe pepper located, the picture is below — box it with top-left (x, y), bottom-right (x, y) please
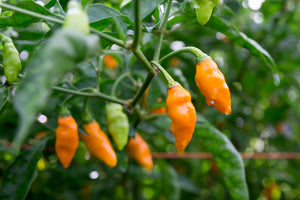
top-left (63, 0), bottom-right (90, 35)
top-left (0, 34), bottom-right (22, 84)
top-left (166, 83), bottom-right (197, 154)
top-left (80, 120), bottom-right (117, 168)
top-left (195, 57), bottom-right (231, 115)
top-left (105, 102), bottom-right (129, 150)
top-left (55, 108), bottom-right (79, 168)
top-left (127, 133), bottom-right (153, 169)
top-left (193, 0), bottom-right (220, 25)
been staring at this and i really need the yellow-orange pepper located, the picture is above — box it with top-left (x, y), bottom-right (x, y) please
top-left (80, 120), bottom-right (117, 168)
top-left (103, 55), bottom-right (118, 69)
top-left (195, 57), bottom-right (231, 115)
top-left (166, 84), bottom-right (197, 154)
top-left (127, 133), bottom-right (153, 169)
top-left (55, 115), bottom-right (79, 168)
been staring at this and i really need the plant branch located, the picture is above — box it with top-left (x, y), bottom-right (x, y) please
top-left (132, 0), bottom-right (141, 50)
top-left (111, 72), bottom-right (130, 96)
top-left (129, 73), bottom-right (154, 108)
top-left (0, 2), bottom-right (125, 48)
top-left (153, 0), bottom-right (172, 61)
top-left (159, 46), bottom-right (209, 63)
top-left (52, 86), bottom-right (125, 105)
top-left (132, 48), bottom-right (156, 75)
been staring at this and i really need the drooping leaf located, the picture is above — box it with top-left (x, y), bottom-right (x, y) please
top-left (206, 15), bottom-right (280, 85)
top-left (88, 4), bottom-right (132, 25)
top-left (0, 137), bottom-right (48, 200)
top-left (0, 1), bottom-right (53, 28)
top-left (195, 123), bottom-right (249, 200)
top-left (12, 29), bottom-right (100, 152)
top-left (120, 0), bottom-right (165, 22)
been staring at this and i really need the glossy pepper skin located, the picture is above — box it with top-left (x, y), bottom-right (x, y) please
top-left (0, 34), bottom-right (22, 84)
top-left (105, 103), bottom-right (129, 150)
top-left (55, 115), bottom-right (79, 168)
top-left (127, 133), bottom-right (153, 169)
top-left (166, 84), bottom-right (197, 154)
top-left (195, 57), bottom-right (231, 115)
top-left (80, 120), bottom-right (117, 168)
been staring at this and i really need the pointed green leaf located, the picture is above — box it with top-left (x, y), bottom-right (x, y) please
top-left (12, 29), bottom-right (100, 152)
top-left (120, 0), bottom-right (165, 21)
top-left (195, 123), bottom-right (249, 200)
top-left (0, 1), bottom-right (53, 28)
top-left (206, 15), bottom-right (279, 85)
top-left (0, 138), bottom-right (48, 200)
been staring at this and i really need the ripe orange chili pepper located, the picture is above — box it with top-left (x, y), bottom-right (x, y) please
top-left (195, 57), bottom-right (231, 115)
top-left (166, 84), bottom-right (197, 154)
top-left (127, 133), bottom-right (153, 169)
top-left (55, 115), bottom-right (79, 168)
top-left (151, 107), bottom-right (167, 114)
top-left (103, 55), bottom-right (118, 69)
top-left (80, 120), bottom-right (117, 168)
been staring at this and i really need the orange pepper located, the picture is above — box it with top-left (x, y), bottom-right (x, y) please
top-left (127, 133), bottom-right (153, 169)
top-left (103, 55), bottom-right (118, 69)
top-left (166, 84), bottom-right (197, 154)
top-left (195, 57), bottom-right (231, 115)
top-left (80, 120), bottom-right (117, 168)
top-left (55, 115), bottom-right (79, 168)
top-left (151, 107), bottom-right (167, 114)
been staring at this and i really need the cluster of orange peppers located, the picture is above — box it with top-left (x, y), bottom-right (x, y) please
top-left (55, 108), bottom-right (153, 169)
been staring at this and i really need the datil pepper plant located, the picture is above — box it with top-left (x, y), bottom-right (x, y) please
top-left (0, 0), bottom-right (279, 199)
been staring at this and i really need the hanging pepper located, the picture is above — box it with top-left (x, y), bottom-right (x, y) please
top-left (193, 0), bottom-right (220, 25)
top-left (195, 57), bottom-right (231, 115)
top-left (80, 111), bottom-right (117, 168)
top-left (0, 34), bottom-right (22, 84)
top-left (103, 55), bottom-right (118, 69)
top-left (127, 133), bottom-right (153, 169)
top-left (63, 0), bottom-right (90, 35)
top-left (55, 108), bottom-right (79, 168)
top-left (105, 103), bottom-right (129, 150)
top-left (166, 83), bottom-right (197, 154)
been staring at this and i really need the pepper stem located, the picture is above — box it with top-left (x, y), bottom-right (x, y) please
top-left (59, 105), bottom-right (71, 117)
top-left (158, 46), bottom-right (209, 64)
top-left (150, 61), bottom-right (178, 88)
top-left (82, 97), bottom-right (94, 123)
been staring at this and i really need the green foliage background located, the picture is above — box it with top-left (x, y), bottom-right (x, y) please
top-left (0, 0), bottom-right (300, 199)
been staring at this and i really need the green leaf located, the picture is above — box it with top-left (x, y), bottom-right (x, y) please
top-left (195, 123), bottom-right (249, 200)
top-left (88, 4), bottom-right (132, 25)
top-left (0, 87), bottom-right (8, 113)
top-left (120, 0), bottom-right (165, 21)
top-left (206, 15), bottom-right (280, 85)
top-left (12, 29), bottom-right (100, 152)
top-left (0, 137), bottom-right (48, 200)
top-left (0, 1), bottom-right (53, 28)
top-left (157, 161), bottom-right (181, 200)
